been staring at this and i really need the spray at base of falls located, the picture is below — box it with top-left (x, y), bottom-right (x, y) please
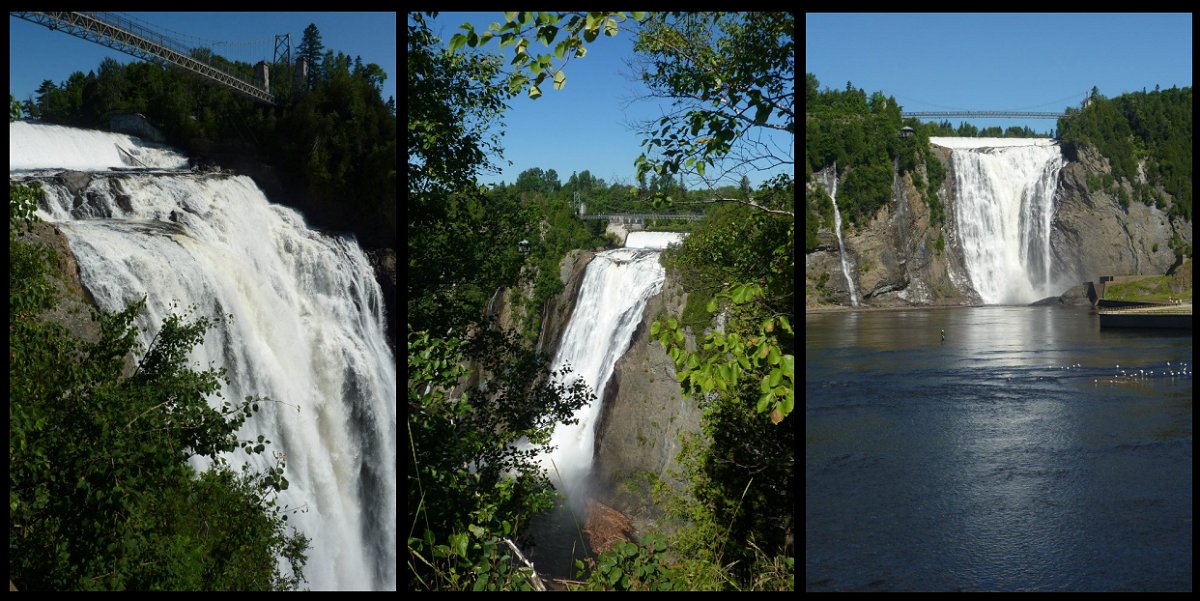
top-left (828, 163), bottom-right (859, 306)
top-left (533, 232), bottom-right (685, 498)
top-left (17, 121), bottom-right (396, 590)
top-left (933, 137), bottom-right (1064, 304)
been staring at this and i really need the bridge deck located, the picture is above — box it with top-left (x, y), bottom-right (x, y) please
top-left (901, 111), bottom-right (1066, 119)
top-left (581, 213), bottom-right (705, 221)
top-left (13, 11), bottom-right (275, 105)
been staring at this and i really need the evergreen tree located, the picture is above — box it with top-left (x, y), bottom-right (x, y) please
top-left (298, 23), bottom-right (324, 90)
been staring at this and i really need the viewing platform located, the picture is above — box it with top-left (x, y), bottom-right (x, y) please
top-left (1098, 303), bottom-right (1192, 331)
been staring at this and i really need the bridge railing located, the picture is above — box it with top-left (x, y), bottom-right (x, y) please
top-left (13, 11), bottom-right (274, 105)
top-left (900, 111), bottom-right (1067, 119)
top-left (581, 213), bottom-right (706, 221)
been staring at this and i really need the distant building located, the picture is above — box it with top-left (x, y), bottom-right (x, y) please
top-left (899, 126), bottom-right (914, 138)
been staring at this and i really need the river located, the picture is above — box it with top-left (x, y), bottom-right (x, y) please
top-left (806, 306), bottom-right (1192, 591)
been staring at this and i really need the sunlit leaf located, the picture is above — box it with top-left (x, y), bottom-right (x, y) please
top-left (604, 17), bottom-right (619, 37)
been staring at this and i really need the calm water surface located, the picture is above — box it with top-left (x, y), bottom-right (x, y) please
top-left (806, 306), bottom-right (1192, 591)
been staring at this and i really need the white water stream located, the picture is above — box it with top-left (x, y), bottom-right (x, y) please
top-left (828, 163), bottom-right (859, 306)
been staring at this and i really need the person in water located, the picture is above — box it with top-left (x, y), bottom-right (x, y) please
top-left (941, 329), bottom-right (945, 343)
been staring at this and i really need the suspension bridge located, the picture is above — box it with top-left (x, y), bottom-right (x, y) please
top-left (581, 213), bottom-right (706, 224)
top-left (11, 11), bottom-right (290, 106)
top-left (901, 111), bottom-right (1068, 119)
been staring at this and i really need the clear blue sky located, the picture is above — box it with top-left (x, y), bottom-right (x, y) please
top-left (420, 12), bottom-right (793, 189)
top-left (10, 12), bottom-right (397, 107)
top-left (806, 13), bottom-right (1192, 135)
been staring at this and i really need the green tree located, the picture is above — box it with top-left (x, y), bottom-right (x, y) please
top-left (297, 24), bottom-right (324, 90)
top-left (407, 325), bottom-right (593, 591)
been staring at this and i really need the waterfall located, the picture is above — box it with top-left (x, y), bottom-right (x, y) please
top-left (828, 163), bottom-right (859, 306)
top-left (13, 123), bottom-right (396, 590)
top-left (10, 120), bottom-right (190, 171)
top-left (535, 231), bottom-right (684, 496)
top-left (933, 137), bottom-right (1063, 304)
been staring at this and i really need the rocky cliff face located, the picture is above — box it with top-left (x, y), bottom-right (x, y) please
top-left (591, 274), bottom-right (703, 533)
top-left (806, 156), bottom-right (975, 307)
top-left (1052, 145), bottom-right (1188, 286)
top-left (806, 143), bottom-right (1191, 307)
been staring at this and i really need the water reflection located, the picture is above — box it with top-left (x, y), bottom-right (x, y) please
top-left (806, 306), bottom-right (1192, 591)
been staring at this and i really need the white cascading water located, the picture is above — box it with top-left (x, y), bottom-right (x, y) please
top-left (535, 231), bottom-right (685, 496)
top-left (932, 137), bottom-right (1063, 304)
top-left (12, 122), bottom-right (395, 590)
top-left (828, 163), bottom-right (859, 306)
top-left (10, 120), bottom-right (191, 170)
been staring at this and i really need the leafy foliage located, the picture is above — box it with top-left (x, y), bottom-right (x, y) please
top-left (1058, 86), bottom-right (1192, 221)
top-left (407, 325), bottom-right (594, 591)
top-left (9, 183), bottom-right (308, 591)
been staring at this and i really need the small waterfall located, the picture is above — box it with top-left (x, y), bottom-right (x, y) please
top-left (933, 137), bottom-right (1063, 304)
top-left (828, 163), bottom-right (859, 306)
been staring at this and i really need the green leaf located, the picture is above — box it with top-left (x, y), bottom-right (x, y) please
top-left (467, 31), bottom-right (479, 47)
top-left (668, 316), bottom-right (678, 330)
top-left (452, 532), bottom-right (469, 557)
top-left (473, 576), bottom-right (488, 591)
top-left (528, 84), bottom-right (542, 99)
top-left (608, 566), bottom-right (623, 585)
top-left (575, 45), bottom-right (587, 59)
top-left (730, 284), bottom-right (747, 304)
top-left (781, 354), bottom-right (794, 381)
top-left (760, 375), bottom-right (771, 393)
top-left (554, 40), bottom-right (568, 60)
top-left (632, 11), bottom-right (647, 20)
top-left (781, 393), bottom-right (794, 416)
top-left (706, 298), bottom-right (717, 313)
top-left (553, 70), bottom-right (566, 91)
top-left (502, 520), bottom-right (512, 535)
top-left (696, 160), bottom-right (705, 177)
top-left (469, 524), bottom-right (485, 538)
top-left (768, 346), bottom-right (781, 365)
top-left (779, 315), bottom-right (792, 333)
top-left (756, 393), bottom-right (771, 413)
top-left (583, 26), bottom-right (599, 43)
top-left (755, 104), bottom-right (771, 125)
top-left (504, 11), bottom-right (518, 22)
top-left (448, 34), bottom-right (467, 54)
top-left (650, 321), bottom-right (661, 336)
top-left (674, 327), bottom-right (684, 343)
top-left (768, 367), bottom-right (782, 388)
top-left (604, 17), bottom-right (619, 37)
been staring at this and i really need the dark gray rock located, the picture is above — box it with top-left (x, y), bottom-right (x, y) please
top-left (592, 275), bottom-right (702, 536)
